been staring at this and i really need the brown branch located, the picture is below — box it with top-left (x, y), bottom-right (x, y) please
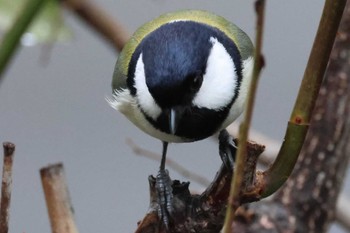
top-left (0, 142), bottom-right (15, 233)
top-left (135, 141), bottom-right (265, 233)
top-left (40, 163), bottom-right (79, 233)
top-left (61, 0), bottom-right (130, 53)
top-left (226, 122), bottom-right (350, 231)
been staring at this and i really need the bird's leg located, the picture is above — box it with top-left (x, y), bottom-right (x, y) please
top-left (156, 141), bottom-right (173, 230)
top-left (218, 129), bottom-right (237, 170)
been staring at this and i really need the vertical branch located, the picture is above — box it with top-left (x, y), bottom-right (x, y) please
top-left (0, 142), bottom-right (15, 233)
top-left (40, 163), bottom-right (79, 233)
top-left (262, 0), bottom-right (347, 197)
top-left (274, 1), bottom-right (350, 231)
top-left (222, 1), bottom-right (266, 232)
top-left (290, 0), bottom-right (348, 124)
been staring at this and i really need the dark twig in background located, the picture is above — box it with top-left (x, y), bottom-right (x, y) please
top-left (0, 142), bottom-right (15, 233)
top-left (40, 163), bottom-right (79, 233)
top-left (61, 0), bottom-right (130, 53)
top-left (126, 138), bottom-right (211, 187)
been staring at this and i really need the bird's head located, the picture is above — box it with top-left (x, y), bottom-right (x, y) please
top-left (124, 20), bottom-right (252, 141)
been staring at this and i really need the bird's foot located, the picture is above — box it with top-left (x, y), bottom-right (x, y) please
top-left (156, 169), bottom-right (174, 230)
top-left (218, 129), bottom-right (237, 170)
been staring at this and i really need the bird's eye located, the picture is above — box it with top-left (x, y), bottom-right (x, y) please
top-left (189, 73), bottom-right (203, 92)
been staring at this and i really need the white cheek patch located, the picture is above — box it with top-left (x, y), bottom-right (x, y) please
top-left (219, 56), bottom-right (254, 129)
top-left (133, 53), bottom-right (162, 120)
top-left (192, 37), bottom-right (237, 110)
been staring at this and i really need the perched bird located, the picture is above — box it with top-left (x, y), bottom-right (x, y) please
top-left (108, 10), bottom-right (253, 227)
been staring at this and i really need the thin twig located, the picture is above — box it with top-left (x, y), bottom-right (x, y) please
top-left (61, 0), bottom-right (130, 53)
top-left (222, 1), bottom-right (266, 232)
top-left (40, 163), bottom-right (79, 233)
top-left (0, 142), bottom-right (15, 233)
top-left (126, 138), bottom-right (211, 187)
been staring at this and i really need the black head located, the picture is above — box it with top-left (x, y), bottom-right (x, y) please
top-left (127, 21), bottom-right (243, 140)
top-left (130, 21), bottom-right (215, 108)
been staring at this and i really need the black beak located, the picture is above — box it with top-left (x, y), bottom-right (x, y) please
top-left (169, 107), bottom-right (184, 135)
top-left (170, 108), bottom-right (176, 134)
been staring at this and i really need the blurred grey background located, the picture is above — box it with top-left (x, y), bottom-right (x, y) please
top-left (0, 0), bottom-right (348, 232)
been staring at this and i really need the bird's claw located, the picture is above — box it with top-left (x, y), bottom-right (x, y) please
top-left (156, 169), bottom-right (173, 230)
top-left (219, 129), bottom-right (237, 170)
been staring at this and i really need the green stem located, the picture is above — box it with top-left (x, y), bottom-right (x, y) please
top-left (262, 0), bottom-right (346, 197)
top-left (222, 1), bottom-right (266, 232)
top-left (290, 0), bottom-right (347, 124)
top-left (0, 0), bottom-right (48, 83)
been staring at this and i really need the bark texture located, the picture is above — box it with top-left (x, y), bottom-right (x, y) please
top-left (272, 2), bottom-right (350, 232)
top-left (226, 2), bottom-right (350, 233)
top-left (135, 142), bottom-right (265, 233)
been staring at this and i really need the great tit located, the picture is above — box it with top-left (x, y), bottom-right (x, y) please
top-left (108, 10), bottom-right (253, 227)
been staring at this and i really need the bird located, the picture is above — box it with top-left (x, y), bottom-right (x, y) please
top-left (108, 9), bottom-right (254, 228)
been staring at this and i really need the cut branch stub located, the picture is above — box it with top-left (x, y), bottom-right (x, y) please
top-left (40, 163), bottom-right (79, 233)
top-left (0, 142), bottom-right (15, 233)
